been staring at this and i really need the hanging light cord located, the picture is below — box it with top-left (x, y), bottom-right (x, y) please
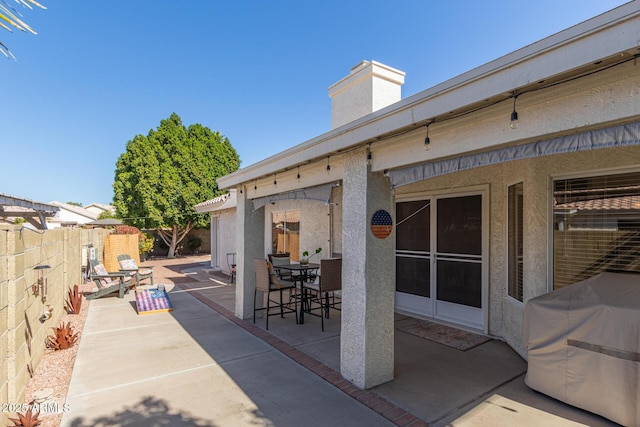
top-left (252, 53), bottom-right (640, 182)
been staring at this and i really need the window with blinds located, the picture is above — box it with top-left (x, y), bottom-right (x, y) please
top-left (553, 171), bottom-right (640, 290)
top-left (508, 183), bottom-right (524, 301)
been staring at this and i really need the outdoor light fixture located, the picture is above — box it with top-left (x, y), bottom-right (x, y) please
top-left (32, 264), bottom-right (50, 303)
top-left (366, 144), bottom-right (372, 166)
top-left (424, 121), bottom-right (433, 150)
top-left (326, 157), bottom-right (331, 175)
top-left (510, 92), bottom-right (520, 129)
top-left (254, 180), bottom-right (257, 191)
top-left (297, 166), bottom-right (301, 180)
top-left (274, 173), bottom-right (277, 186)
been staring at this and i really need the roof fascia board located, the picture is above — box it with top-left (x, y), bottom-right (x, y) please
top-left (218, 3), bottom-right (640, 190)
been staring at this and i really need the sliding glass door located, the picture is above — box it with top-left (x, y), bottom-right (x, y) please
top-left (395, 192), bottom-right (485, 330)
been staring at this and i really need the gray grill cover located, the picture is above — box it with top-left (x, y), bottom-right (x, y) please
top-left (523, 272), bottom-right (640, 427)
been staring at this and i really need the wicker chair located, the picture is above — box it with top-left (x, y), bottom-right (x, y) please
top-left (302, 258), bottom-right (342, 331)
top-left (253, 259), bottom-right (298, 330)
top-left (268, 253), bottom-right (291, 280)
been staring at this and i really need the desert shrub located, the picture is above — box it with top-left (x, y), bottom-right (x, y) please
top-left (139, 232), bottom-right (155, 255)
top-left (188, 237), bottom-right (202, 253)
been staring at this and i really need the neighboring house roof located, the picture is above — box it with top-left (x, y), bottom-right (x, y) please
top-left (556, 195), bottom-right (640, 212)
top-left (49, 201), bottom-right (98, 223)
top-left (195, 190), bottom-right (237, 213)
top-left (217, 3), bottom-right (640, 190)
top-left (85, 203), bottom-right (116, 215)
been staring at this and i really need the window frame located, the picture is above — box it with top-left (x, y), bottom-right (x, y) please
top-left (506, 181), bottom-right (524, 303)
top-left (271, 209), bottom-right (300, 261)
top-left (549, 166), bottom-right (640, 291)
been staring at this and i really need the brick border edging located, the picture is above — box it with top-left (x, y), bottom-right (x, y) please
top-left (174, 283), bottom-right (429, 427)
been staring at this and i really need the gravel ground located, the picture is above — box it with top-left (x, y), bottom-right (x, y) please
top-left (21, 255), bottom-right (211, 427)
top-left (24, 282), bottom-right (92, 427)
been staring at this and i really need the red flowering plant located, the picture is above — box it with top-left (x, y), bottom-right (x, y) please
top-left (113, 225), bottom-right (142, 235)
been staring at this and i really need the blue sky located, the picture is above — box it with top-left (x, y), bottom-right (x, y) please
top-left (1, 0), bottom-right (630, 206)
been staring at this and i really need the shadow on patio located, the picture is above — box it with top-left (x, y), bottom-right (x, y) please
top-left (62, 256), bottom-right (619, 427)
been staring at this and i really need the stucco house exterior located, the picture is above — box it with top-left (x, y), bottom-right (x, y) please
top-left (195, 190), bottom-right (238, 274)
top-left (216, 3), bottom-right (640, 390)
top-left (49, 201), bottom-right (99, 227)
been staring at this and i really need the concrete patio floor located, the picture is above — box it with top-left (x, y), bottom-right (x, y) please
top-left (61, 256), bottom-right (619, 426)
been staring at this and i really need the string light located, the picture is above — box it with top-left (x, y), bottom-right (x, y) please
top-left (510, 92), bottom-right (520, 129)
top-left (424, 121), bottom-right (433, 150)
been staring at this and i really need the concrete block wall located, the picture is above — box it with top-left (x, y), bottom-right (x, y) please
top-left (0, 228), bottom-right (8, 421)
top-left (0, 226), bottom-right (108, 424)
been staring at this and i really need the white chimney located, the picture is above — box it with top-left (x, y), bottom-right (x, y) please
top-left (328, 60), bottom-right (405, 129)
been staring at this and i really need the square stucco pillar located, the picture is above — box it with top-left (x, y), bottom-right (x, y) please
top-left (235, 187), bottom-right (265, 320)
top-left (341, 148), bottom-right (395, 389)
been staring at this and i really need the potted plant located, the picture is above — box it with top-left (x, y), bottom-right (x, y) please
top-left (300, 247), bottom-right (322, 265)
top-left (139, 232), bottom-right (155, 261)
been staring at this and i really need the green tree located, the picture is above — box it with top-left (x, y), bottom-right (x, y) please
top-left (97, 210), bottom-right (116, 220)
top-left (113, 113), bottom-right (240, 258)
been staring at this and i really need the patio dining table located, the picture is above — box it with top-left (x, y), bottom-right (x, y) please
top-left (275, 263), bottom-right (319, 324)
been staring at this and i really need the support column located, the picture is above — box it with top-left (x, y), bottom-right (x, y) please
top-left (235, 187), bottom-right (265, 320)
top-left (341, 148), bottom-right (395, 389)
top-left (210, 214), bottom-right (218, 269)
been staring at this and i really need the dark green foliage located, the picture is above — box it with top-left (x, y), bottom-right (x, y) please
top-left (188, 237), bottom-right (202, 253)
top-left (113, 113), bottom-right (240, 257)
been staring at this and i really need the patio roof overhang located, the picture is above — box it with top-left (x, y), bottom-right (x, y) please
top-left (251, 182), bottom-right (337, 211)
top-left (0, 193), bottom-right (60, 230)
top-left (217, 3), bottom-right (640, 192)
top-left (194, 190), bottom-right (237, 213)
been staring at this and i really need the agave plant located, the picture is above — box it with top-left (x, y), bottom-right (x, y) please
top-left (66, 284), bottom-right (82, 315)
top-left (46, 322), bottom-right (79, 351)
top-left (8, 408), bottom-right (42, 427)
top-left (0, 0), bottom-right (47, 60)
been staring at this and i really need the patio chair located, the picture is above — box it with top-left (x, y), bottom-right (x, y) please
top-left (302, 258), bottom-right (342, 331)
top-left (269, 252), bottom-right (308, 305)
top-left (227, 253), bottom-right (236, 283)
top-left (87, 259), bottom-right (134, 300)
top-left (268, 253), bottom-right (292, 279)
top-left (253, 259), bottom-right (298, 330)
top-left (117, 253), bottom-right (154, 287)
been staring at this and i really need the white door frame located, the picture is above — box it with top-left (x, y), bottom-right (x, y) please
top-left (395, 185), bottom-right (489, 332)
